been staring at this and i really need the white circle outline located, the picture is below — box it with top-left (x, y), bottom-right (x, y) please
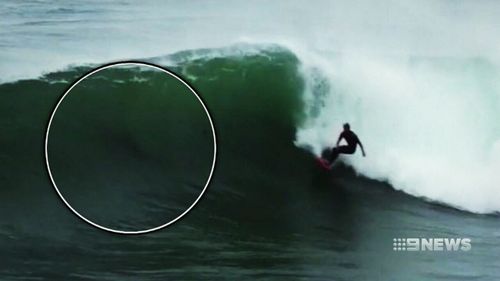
top-left (44, 61), bottom-right (217, 235)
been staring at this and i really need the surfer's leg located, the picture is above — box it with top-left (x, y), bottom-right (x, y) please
top-left (328, 145), bottom-right (354, 163)
top-left (337, 145), bottom-right (355, 155)
top-left (328, 147), bottom-right (340, 163)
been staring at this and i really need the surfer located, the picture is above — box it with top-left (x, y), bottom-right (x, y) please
top-left (325, 123), bottom-right (366, 165)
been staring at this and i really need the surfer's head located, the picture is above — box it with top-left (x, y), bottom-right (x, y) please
top-left (343, 123), bottom-right (350, 131)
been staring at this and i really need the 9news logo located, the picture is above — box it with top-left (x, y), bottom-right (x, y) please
top-left (393, 238), bottom-right (471, 252)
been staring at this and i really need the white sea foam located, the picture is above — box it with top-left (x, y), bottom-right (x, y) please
top-left (295, 54), bottom-right (500, 213)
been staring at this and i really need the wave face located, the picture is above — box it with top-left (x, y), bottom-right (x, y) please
top-left (46, 64), bottom-right (216, 230)
top-left (0, 47), bottom-right (310, 232)
top-left (296, 55), bottom-right (500, 213)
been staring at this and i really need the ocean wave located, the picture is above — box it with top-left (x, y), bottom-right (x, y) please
top-left (2, 44), bottom-right (499, 220)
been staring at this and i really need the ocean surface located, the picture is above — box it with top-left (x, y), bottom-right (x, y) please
top-left (1, 1), bottom-right (500, 280)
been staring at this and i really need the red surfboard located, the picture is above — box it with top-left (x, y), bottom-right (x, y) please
top-left (316, 157), bottom-right (331, 170)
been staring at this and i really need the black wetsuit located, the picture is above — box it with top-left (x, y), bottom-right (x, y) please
top-left (328, 130), bottom-right (359, 162)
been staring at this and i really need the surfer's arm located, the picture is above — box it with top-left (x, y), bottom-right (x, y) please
top-left (357, 139), bottom-right (366, 157)
top-left (336, 133), bottom-right (344, 147)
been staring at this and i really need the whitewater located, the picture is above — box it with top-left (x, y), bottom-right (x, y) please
top-left (1, 0), bottom-right (500, 213)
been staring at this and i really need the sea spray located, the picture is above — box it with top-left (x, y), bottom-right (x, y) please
top-left (295, 54), bottom-right (500, 213)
